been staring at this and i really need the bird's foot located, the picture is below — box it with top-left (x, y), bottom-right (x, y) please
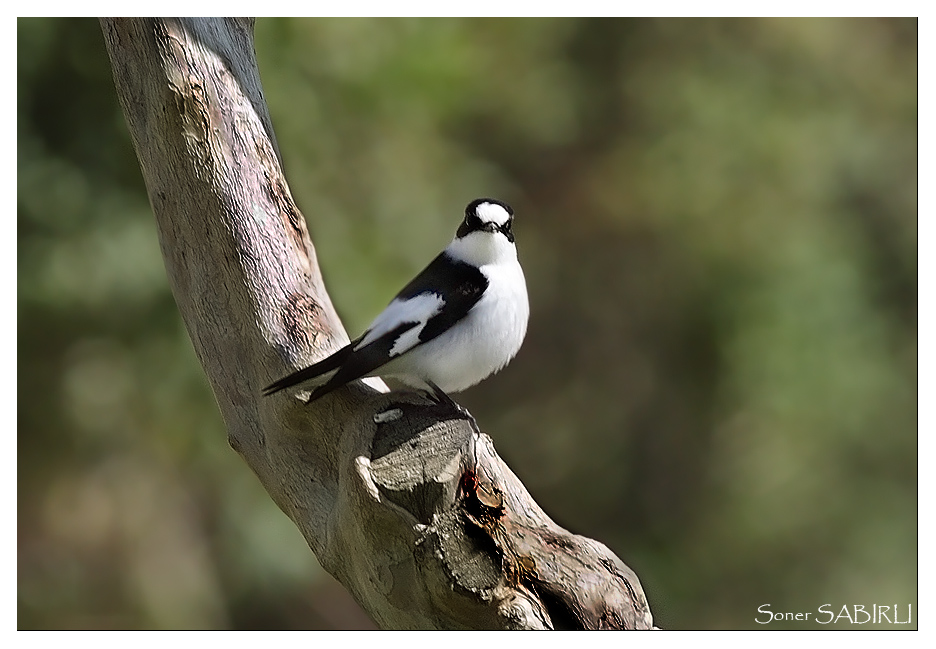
top-left (425, 381), bottom-right (478, 430)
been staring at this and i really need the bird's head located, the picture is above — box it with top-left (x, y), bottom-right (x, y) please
top-left (449, 198), bottom-right (518, 266)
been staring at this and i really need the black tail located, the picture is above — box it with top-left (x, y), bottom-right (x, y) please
top-left (262, 344), bottom-right (353, 396)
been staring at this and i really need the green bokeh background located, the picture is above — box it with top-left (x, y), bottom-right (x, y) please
top-left (18, 17), bottom-right (917, 630)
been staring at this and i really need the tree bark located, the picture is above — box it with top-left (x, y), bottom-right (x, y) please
top-left (99, 17), bottom-right (655, 630)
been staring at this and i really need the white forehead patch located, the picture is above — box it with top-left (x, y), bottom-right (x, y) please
top-left (475, 202), bottom-right (511, 226)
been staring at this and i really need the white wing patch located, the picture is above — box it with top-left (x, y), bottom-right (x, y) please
top-left (475, 201), bottom-right (510, 226)
top-left (389, 323), bottom-right (427, 357)
top-left (355, 292), bottom-right (445, 356)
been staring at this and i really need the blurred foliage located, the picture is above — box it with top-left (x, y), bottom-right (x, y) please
top-left (18, 17), bottom-right (916, 629)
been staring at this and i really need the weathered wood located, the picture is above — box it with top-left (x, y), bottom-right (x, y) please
top-left (100, 17), bottom-right (654, 629)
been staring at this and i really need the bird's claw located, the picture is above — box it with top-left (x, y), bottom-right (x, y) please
top-left (425, 381), bottom-right (478, 429)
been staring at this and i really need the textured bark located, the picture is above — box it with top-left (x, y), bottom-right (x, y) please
top-left (100, 17), bottom-right (655, 630)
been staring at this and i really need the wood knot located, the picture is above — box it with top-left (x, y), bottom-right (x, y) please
top-left (459, 468), bottom-right (505, 528)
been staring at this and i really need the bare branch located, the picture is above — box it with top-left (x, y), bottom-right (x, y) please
top-left (100, 17), bottom-right (654, 630)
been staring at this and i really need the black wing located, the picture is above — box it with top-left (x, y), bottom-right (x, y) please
top-left (393, 251), bottom-right (488, 346)
top-left (263, 251), bottom-right (487, 401)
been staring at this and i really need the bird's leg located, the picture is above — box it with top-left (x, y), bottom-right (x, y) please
top-left (424, 381), bottom-right (478, 429)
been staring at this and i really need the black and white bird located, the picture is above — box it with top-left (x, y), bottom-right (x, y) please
top-left (263, 198), bottom-right (529, 405)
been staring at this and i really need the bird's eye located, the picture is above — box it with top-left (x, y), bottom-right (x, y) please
top-left (502, 220), bottom-right (512, 234)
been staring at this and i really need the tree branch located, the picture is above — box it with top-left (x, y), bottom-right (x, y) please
top-left (100, 17), bottom-right (654, 630)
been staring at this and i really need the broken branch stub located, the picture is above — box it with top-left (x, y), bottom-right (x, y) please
top-left (363, 396), bottom-right (655, 630)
